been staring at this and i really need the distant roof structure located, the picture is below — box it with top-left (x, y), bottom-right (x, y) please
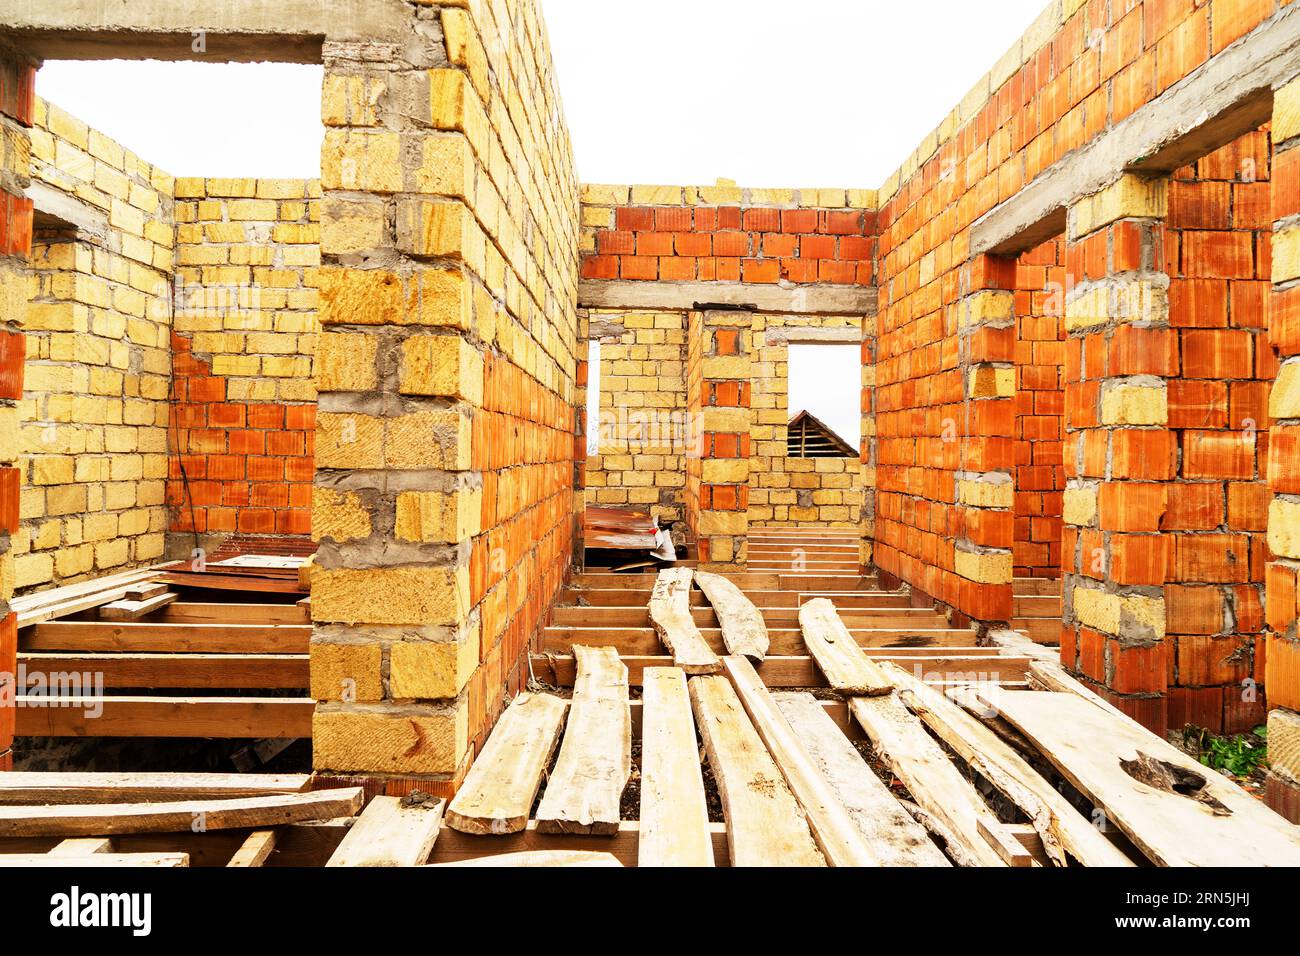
top-left (786, 409), bottom-right (857, 458)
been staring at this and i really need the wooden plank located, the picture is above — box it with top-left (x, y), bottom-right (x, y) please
top-left (638, 667), bottom-right (713, 867)
top-left (0, 789), bottom-right (364, 838)
top-left (430, 819), bottom-right (729, 867)
top-left (124, 583), bottom-right (170, 601)
top-left (327, 795), bottom-right (445, 867)
top-left (721, 657), bottom-right (883, 867)
top-left (446, 693), bottom-right (568, 835)
top-left (978, 818), bottom-right (1036, 867)
top-left (48, 837), bottom-right (113, 856)
top-left (0, 772), bottom-right (310, 805)
top-left (15, 697), bottom-right (314, 739)
top-left (687, 674), bottom-right (825, 867)
top-left (99, 592), bottom-right (178, 621)
top-left (799, 598), bottom-right (892, 695)
top-left (24, 621), bottom-right (311, 654)
top-left (535, 646), bottom-right (631, 835)
top-left (159, 602), bottom-right (309, 625)
top-left (683, 570), bottom-right (766, 661)
top-left (647, 568), bottom-right (721, 674)
top-left (543, 626), bottom-right (980, 655)
top-left (772, 692), bottom-right (950, 867)
top-left (428, 850), bottom-right (622, 867)
top-left (981, 689), bottom-right (1300, 867)
top-left (0, 853), bottom-right (190, 867)
top-left (226, 829), bottom-right (278, 867)
top-left (883, 663), bottom-right (1134, 868)
top-left (20, 653), bottom-right (308, 689)
top-left (154, 571), bottom-right (303, 594)
top-left (848, 694), bottom-right (1006, 867)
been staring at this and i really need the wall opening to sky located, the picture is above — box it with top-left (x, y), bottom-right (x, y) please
top-left (787, 344), bottom-right (860, 450)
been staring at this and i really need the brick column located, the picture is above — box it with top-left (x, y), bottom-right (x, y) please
top-left (860, 323), bottom-right (877, 572)
top-left (0, 46), bottom-right (35, 772)
top-left (951, 254), bottom-right (1016, 624)
top-left (1060, 173), bottom-right (1172, 734)
top-left (689, 309), bottom-right (750, 568)
top-left (309, 31), bottom-right (484, 786)
top-left (1266, 75), bottom-right (1300, 820)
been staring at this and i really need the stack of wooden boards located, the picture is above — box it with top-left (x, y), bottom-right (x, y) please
top-left (11, 556), bottom-right (314, 741)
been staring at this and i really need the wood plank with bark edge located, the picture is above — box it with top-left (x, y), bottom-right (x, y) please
top-left (638, 667), bottom-right (714, 867)
top-left (976, 689), bottom-right (1300, 867)
top-left (446, 693), bottom-right (568, 835)
top-left (0, 772), bottom-right (311, 805)
top-left (326, 795), bottom-right (445, 867)
top-left (535, 646), bottom-right (631, 835)
top-left (693, 571), bottom-right (769, 661)
top-left (722, 656), bottom-right (882, 866)
top-left (0, 789), bottom-right (364, 838)
top-left (647, 568), bottom-right (721, 674)
top-left (848, 694), bottom-right (1007, 867)
top-left (227, 829), bottom-right (279, 867)
top-left (798, 598), bottom-right (892, 695)
top-left (772, 691), bottom-right (950, 867)
top-left (882, 662), bottom-right (1134, 868)
top-left (1, 853), bottom-right (190, 867)
top-left (688, 674), bottom-right (825, 867)
top-left (427, 850), bottom-right (622, 867)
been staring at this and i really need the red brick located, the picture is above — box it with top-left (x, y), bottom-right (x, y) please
top-left (1181, 430), bottom-right (1256, 480)
top-left (781, 209), bottom-right (818, 233)
top-left (621, 255), bottom-right (657, 280)
top-left (1160, 482), bottom-right (1223, 530)
top-left (1180, 328), bottom-right (1252, 378)
top-left (1109, 639), bottom-right (1168, 694)
top-left (743, 259), bottom-right (779, 284)
top-left (1110, 533), bottom-right (1170, 585)
top-left (742, 208), bottom-right (780, 231)
top-left (0, 329), bottom-right (22, 400)
top-left (654, 207), bottom-right (692, 232)
top-left (636, 232), bottom-right (673, 257)
top-left (580, 255), bottom-right (618, 279)
top-left (1110, 430), bottom-right (1177, 479)
top-left (615, 207), bottom-right (653, 231)
top-left (712, 231), bottom-right (750, 257)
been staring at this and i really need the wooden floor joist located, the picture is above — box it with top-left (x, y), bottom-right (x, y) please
top-left (20, 653), bottom-right (308, 689)
top-left (638, 667), bottom-right (714, 867)
top-left (543, 626), bottom-right (983, 655)
top-left (799, 598), bottom-right (893, 695)
top-left (15, 697), bottom-right (313, 739)
top-left (226, 830), bottom-right (279, 868)
top-left (446, 692), bottom-right (568, 835)
top-left (326, 795), bottom-right (445, 867)
top-left (647, 568), bottom-right (722, 674)
top-left (0, 853), bottom-right (191, 867)
top-left (688, 674), bottom-right (825, 867)
top-left (0, 772), bottom-right (311, 805)
top-left (535, 646), bottom-right (631, 835)
top-left (772, 692), bottom-right (951, 867)
top-left (690, 571), bottom-right (769, 660)
top-left (24, 621), bottom-right (311, 654)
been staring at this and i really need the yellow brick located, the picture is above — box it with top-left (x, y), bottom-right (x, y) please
top-left (1270, 497), bottom-right (1300, 559)
top-left (227, 199), bottom-right (278, 220)
top-left (309, 642), bottom-right (383, 701)
top-left (386, 409), bottom-right (471, 470)
top-left (417, 134), bottom-right (474, 200)
top-left (1271, 359), bottom-right (1300, 419)
top-left (399, 334), bottom-right (482, 401)
top-left (397, 199), bottom-right (486, 274)
top-left (1062, 485), bottom-right (1098, 526)
top-left (701, 458), bottom-right (747, 484)
top-left (319, 266), bottom-right (472, 329)
top-left (395, 489), bottom-right (481, 542)
top-left (1071, 173), bottom-right (1168, 239)
top-left (390, 629), bottom-right (479, 699)
top-left (1100, 382), bottom-right (1167, 425)
top-left (580, 184), bottom-right (631, 205)
top-left (313, 703), bottom-right (467, 775)
top-left (428, 69), bottom-right (488, 153)
top-left (962, 290), bottom-right (1013, 328)
top-left (312, 488), bottom-right (373, 543)
top-left (316, 412), bottom-right (385, 469)
top-left (967, 365), bottom-right (1014, 398)
top-left (316, 332), bottom-right (378, 392)
top-left (957, 477), bottom-right (1013, 508)
top-left (205, 177), bottom-right (256, 197)
top-left (630, 185), bottom-right (684, 204)
top-left (441, 7), bottom-right (489, 101)
top-left (313, 564), bottom-right (470, 626)
top-left (697, 511), bottom-right (746, 536)
top-left (320, 199), bottom-right (386, 255)
top-left (1275, 75), bottom-right (1300, 143)
top-left (256, 179), bottom-right (308, 199)
top-left (1274, 226), bottom-right (1300, 285)
top-left (954, 548), bottom-right (1011, 584)
top-left (321, 73), bottom-right (385, 127)
top-left (321, 129), bottom-right (402, 193)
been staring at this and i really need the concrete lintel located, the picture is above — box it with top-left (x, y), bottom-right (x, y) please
top-left (28, 180), bottom-right (109, 243)
top-left (971, 3), bottom-right (1300, 257)
top-left (0, 0), bottom-right (411, 62)
top-left (763, 325), bottom-right (862, 346)
top-left (578, 279), bottom-right (877, 317)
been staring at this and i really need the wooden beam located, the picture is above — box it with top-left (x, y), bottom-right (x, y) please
top-left (688, 674), bottom-right (825, 867)
top-left (99, 592), bottom-right (178, 621)
top-left (799, 599), bottom-right (893, 695)
top-left (20, 653), bottom-right (308, 689)
top-left (638, 667), bottom-right (713, 867)
top-left (159, 602), bottom-right (309, 625)
top-left (24, 621), bottom-right (311, 654)
top-left (427, 850), bottom-right (622, 867)
top-left (15, 697), bottom-right (313, 739)
top-left (0, 789), bottom-right (365, 838)
top-left (226, 829), bottom-right (279, 867)
top-left (0, 772), bottom-right (310, 805)
top-left (446, 693), bottom-right (568, 835)
top-left (48, 837), bottom-right (113, 856)
top-left (648, 569), bottom-right (722, 674)
top-left (722, 657), bottom-right (883, 867)
top-left (535, 646), bottom-right (631, 835)
top-left (0, 853), bottom-right (190, 867)
top-left (772, 692), bottom-right (950, 867)
top-left (327, 795), bottom-right (445, 867)
top-left (542, 627), bottom-right (986, 656)
top-left (693, 571), bottom-right (769, 661)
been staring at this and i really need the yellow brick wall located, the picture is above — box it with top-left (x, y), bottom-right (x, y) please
top-left (584, 308), bottom-right (688, 523)
top-left (16, 99), bottom-right (173, 591)
top-left (172, 179), bottom-right (320, 402)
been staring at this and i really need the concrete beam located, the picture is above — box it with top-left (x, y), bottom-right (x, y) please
top-left (579, 280), bottom-right (877, 317)
top-left (971, 3), bottom-right (1300, 257)
top-left (763, 326), bottom-right (862, 345)
top-left (0, 0), bottom-right (411, 62)
top-left (28, 180), bottom-right (109, 243)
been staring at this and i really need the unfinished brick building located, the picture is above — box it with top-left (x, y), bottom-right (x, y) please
top-left (1, 0), bottom-right (1300, 867)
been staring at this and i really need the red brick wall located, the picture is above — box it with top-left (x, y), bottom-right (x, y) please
top-left (167, 333), bottom-right (314, 542)
top-left (1014, 238), bottom-right (1066, 577)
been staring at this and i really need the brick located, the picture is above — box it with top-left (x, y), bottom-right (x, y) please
top-left (316, 332), bottom-right (378, 392)
top-left (309, 642), bottom-right (382, 701)
top-left (390, 633), bottom-right (479, 699)
top-left (400, 335), bottom-right (483, 402)
top-left (394, 489), bottom-right (481, 543)
top-left (313, 703), bottom-right (467, 775)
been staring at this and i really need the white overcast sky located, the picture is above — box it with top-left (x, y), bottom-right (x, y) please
top-left (35, 0), bottom-right (1048, 431)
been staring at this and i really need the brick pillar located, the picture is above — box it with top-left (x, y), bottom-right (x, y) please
top-left (1266, 75), bottom-right (1300, 820)
top-left (0, 46), bottom-right (35, 772)
top-left (951, 254), bottom-right (1016, 623)
top-left (1060, 173), bottom-right (1172, 735)
top-left (309, 33), bottom-right (484, 785)
top-left (690, 309), bottom-right (750, 568)
top-left (860, 321), bottom-right (877, 573)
